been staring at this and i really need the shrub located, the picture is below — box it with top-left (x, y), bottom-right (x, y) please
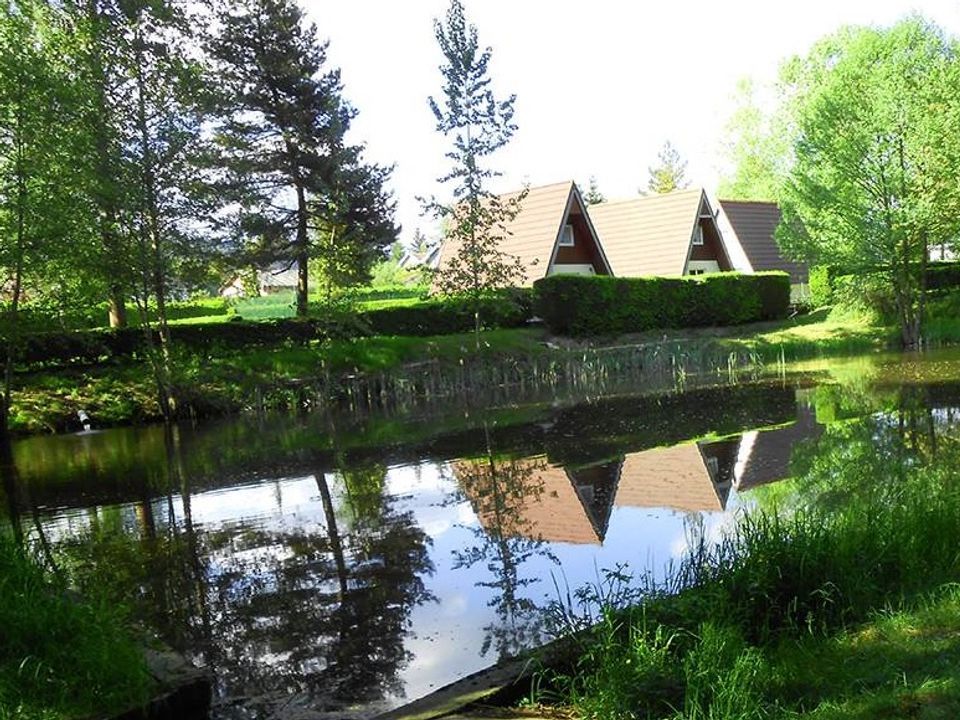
top-left (808, 265), bottom-right (833, 307)
top-left (533, 273), bottom-right (790, 337)
top-left (356, 289), bottom-right (533, 337)
top-left (925, 262), bottom-right (960, 295)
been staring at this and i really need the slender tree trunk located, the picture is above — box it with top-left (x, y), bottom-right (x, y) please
top-left (2, 105), bottom-right (27, 440)
top-left (316, 470), bottom-right (349, 598)
top-left (87, 0), bottom-right (127, 329)
top-left (133, 29), bottom-right (176, 419)
top-left (0, 435), bottom-right (23, 546)
top-left (295, 182), bottom-right (310, 318)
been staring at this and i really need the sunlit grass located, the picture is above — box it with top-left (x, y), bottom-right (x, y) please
top-left (0, 537), bottom-right (152, 720)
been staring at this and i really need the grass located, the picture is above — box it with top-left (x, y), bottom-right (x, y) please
top-left (0, 536), bottom-right (152, 720)
top-left (537, 413), bottom-right (960, 719)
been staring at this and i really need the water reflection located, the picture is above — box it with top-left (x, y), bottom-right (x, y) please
top-left (9, 352), bottom-right (960, 718)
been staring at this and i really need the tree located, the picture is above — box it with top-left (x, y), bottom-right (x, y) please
top-left (0, 1), bottom-right (88, 436)
top-left (777, 17), bottom-right (960, 348)
top-left (208, 0), bottom-right (395, 317)
top-left (645, 140), bottom-right (689, 194)
top-left (582, 176), bottom-right (605, 205)
top-left (717, 77), bottom-right (789, 202)
top-left (428, 0), bottom-right (525, 342)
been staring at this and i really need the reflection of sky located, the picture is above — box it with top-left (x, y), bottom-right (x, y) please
top-left (33, 453), bottom-right (744, 713)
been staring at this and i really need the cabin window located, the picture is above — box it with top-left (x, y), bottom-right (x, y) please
top-left (558, 225), bottom-right (575, 247)
top-left (692, 225), bottom-right (704, 246)
top-left (689, 268), bottom-right (705, 276)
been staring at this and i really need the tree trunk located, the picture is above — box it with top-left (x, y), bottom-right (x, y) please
top-left (316, 470), bottom-right (349, 598)
top-left (2, 102), bottom-right (27, 441)
top-left (295, 182), bottom-right (310, 318)
top-left (133, 27), bottom-right (175, 419)
top-left (87, 0), bottom-right (127, 329)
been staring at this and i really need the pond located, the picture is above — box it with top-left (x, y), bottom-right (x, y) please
top-left (4, 348), bottom-right (960, 719)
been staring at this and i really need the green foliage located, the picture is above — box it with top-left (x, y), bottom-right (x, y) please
top-left (717, 77), bottom-right (788, 202)
top-left (808, 265), bottom-right (833, 307)
top-left (355, 290), bottom-right (532, 337)
top-left (777, 17), bottom-right (960, 347)
top-left (533, 273), bottom-right (791, 337)
top-left (582, 176), bottom-right (605, 205)
top-left (646, 140), bottom-right (689, 194)
top-left (0, 537), bottom-right (152, 718)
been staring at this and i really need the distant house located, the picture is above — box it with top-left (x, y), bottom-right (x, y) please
top-left (219, 264), bottom-right (299, 298)
top-left (434, 180), bottom-right (613, 287)
top-left (718, 200), bottom-right (809, 285)
top-left (587, 188), bottom-right (735, 277)
top-left (398, 244), bottom-right (441, 271)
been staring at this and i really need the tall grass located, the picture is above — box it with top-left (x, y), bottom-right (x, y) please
top-left (0, 536), bottom-right (152, 720)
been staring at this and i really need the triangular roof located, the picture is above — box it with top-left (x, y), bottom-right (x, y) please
top-left (719, 200), bottom-right (808, 283)
top-left (614, 443), bottom-right (727, 512)
top-left (588, 188), bottom-right (725, 276)
top-left (435, 181), bottom-right (612, 287)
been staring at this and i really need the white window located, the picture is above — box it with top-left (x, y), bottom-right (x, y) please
top-left (689, 268), bottom-right (705, 276)
top-left (558, 225), bottom-right (575, 247)
top-left (692, 225), bottom-right (704, 246)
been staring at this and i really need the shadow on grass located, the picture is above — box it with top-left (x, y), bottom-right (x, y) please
top-left (770, 587), bottom-right (960, 719)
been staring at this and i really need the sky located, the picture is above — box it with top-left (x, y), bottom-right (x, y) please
top-left (303, 0), bottom-right (960, 245)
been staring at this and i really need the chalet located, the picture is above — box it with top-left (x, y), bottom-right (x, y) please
top-left (434, 181), bottom-right (613, 287)
top-left (718, 200), bottom-right (809, 286)
top-left (587, 188), bottom-right (735, 277)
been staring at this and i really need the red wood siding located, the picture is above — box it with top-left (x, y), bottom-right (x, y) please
top-left (688, 217), bottom-right (732, 270)
top-left (553, 208), bottom-right (609, 274)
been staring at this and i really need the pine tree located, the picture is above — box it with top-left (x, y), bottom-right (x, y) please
top-left (428, 0), bottom-right (525, 343)
top-left (207, 0), bottom-right (395, 317)
top-left (646, 140), bottom-right (689, 194)
top-left (583, 176), bottom-right (605, 205)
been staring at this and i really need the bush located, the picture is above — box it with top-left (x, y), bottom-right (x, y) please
top-left (808, 265), bottom-right (833, 307)
top-left (925, 262), bottom-right (960, 295)
top-left (533, 273), bottom-right (790, 337)
top-left (356, 288), bottom-right (533, 336)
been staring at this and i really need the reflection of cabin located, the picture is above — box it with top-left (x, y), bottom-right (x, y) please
top-left (456, 439), bottom-right (738, 548)
top-left (587, 189), bottom-right (734, 277)
top-left (435, 181), bottom-right (613, 288)
top-left (455, 457), bottom-right (612, 545)
top-left (734, 405), bottom-right (822, 491)
top-left (615, 440), bottom-right (738, 513)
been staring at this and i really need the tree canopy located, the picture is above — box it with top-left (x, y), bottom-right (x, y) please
top-left (776, 16), bottom-right (960, 347)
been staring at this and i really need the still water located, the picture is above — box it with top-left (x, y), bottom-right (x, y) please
top-left (3, 349), bottom-right (959, 718)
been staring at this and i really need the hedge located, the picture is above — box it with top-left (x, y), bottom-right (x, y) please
top-left (7, 290), bottom-right (535, 368)
top-left (356, 289), bottom-right (532, 336)
top-left (533, 272), bottom-right (790, 337)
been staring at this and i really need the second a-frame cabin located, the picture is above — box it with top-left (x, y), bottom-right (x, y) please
top-left (587, 188), bottom-right (734, 277)
top-left (434, 180), bottom-right (613, 287)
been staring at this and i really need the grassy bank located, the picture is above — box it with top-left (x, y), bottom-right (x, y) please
top-left (0, 537), bottom-right (152, 719)
top-left (535, 411), bottom-right (960, 719)
top-left (3, 307), bottom-right (923, 435)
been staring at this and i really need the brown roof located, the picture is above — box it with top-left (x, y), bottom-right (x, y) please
top-left (586, 189), bottom-right (708, 276)
top-left (615, 443), bottom-right (725, 512)
top-left (455, 456), bottom-right (602, 545)
top-left (719, 200), bottom-right (808, 283)
top-left (434, 181), bottom-right (610, 287)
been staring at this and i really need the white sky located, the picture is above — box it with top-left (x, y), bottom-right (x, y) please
top-left (304, 0), bottom-right (960, 244)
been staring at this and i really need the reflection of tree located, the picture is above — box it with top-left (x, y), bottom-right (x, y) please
top-left (784, 387), bottom-right (960, 512)
top-left (451, 426), bottom-right (560, 661)
top-left (48, 443), bottom-right (435, 715)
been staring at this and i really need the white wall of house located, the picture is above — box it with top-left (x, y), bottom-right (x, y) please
top-left (548, 263), bottom-right (596, 276)
top-left (685, 260), bottom-right (721, 275)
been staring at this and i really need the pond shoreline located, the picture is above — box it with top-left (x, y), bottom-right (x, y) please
top-left (9, 310), bottom-right (896, 436)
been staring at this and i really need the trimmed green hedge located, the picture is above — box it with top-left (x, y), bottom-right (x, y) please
top-left (808, 265), bottom-right (833, 307)
top-left (533, 272), bottom-right (790, 337)
top-left (8, 290), bottom-right (535, 368)
top-left (357, 289), bottom-right (532, 336)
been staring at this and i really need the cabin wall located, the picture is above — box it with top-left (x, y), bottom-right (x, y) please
top-left (551, 212), bottom-right (609, 275)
